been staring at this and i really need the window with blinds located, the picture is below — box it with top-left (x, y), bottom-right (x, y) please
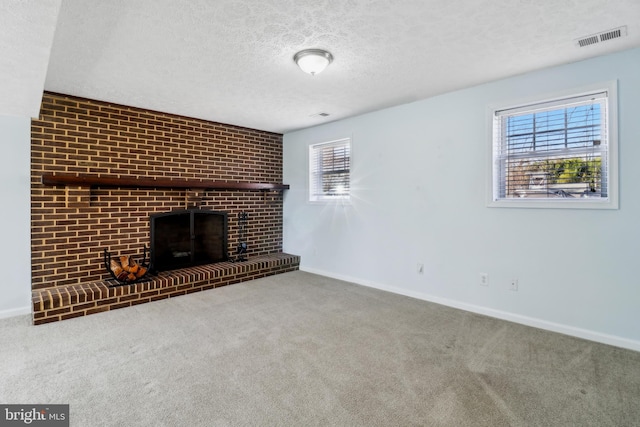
top-left (490, 81), bottom-right (618, 209)
top-left (309, 138), bottom-right (351, 202)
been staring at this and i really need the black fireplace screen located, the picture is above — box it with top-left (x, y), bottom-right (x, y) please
top-left (150, 209), bottom-right (228, 272)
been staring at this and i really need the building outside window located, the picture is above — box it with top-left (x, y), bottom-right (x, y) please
top-left (489, 81), bottom-right (618, 209)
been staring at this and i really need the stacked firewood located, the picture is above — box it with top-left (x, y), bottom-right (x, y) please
top-left (109, 255), bottom-right (148, 283)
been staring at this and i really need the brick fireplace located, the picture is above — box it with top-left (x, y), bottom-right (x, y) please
top-left (30, 93), bottom-right (299, 324)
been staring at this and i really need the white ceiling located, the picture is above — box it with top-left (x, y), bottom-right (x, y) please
top-left (0, 0), bottom-right (61, 118)
top-left (3, 0), bottom-right (640, 133)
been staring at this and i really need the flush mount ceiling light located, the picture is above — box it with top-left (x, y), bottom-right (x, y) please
top-left (294, 49), bottom-right (333, 75)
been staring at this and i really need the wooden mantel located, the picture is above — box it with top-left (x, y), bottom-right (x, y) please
top-left (41, 173), bottom-right (290, 192)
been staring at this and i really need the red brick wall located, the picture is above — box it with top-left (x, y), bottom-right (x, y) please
top-left (31, 92), bottom-right (284, 291)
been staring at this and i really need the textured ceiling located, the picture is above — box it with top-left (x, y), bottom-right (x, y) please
top-left (0, 0), bottom-right (61, 118)
top-left (3, 0), bottom-right (640, 133)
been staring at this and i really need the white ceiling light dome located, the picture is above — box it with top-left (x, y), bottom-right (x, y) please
top-left (293, 49), bottom-right (333, 75)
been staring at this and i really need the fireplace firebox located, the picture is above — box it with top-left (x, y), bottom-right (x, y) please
top-left (150, 209), bottom-right (228, 272)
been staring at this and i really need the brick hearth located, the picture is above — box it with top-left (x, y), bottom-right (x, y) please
top-left (33, 253), bottom-right (299, 325)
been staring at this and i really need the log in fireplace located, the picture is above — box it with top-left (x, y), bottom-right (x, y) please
top-left (150, 209), bottom-right (228, 272)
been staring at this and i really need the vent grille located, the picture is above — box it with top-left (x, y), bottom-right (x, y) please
top-left (575, 26), bottom-right (627, 47)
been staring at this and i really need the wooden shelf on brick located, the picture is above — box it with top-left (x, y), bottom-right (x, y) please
top-left (41, 173), bottom-right (290, 192)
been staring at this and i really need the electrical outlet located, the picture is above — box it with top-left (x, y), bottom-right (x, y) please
top-left (510, 278), bottom-right (519, 291)
top-left (417, 263), bottom-right (424, 274)
top-left (479, 273), bottom-right (489, 286)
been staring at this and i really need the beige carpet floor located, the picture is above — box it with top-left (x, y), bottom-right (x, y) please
top-left (1, 271), bottom-right (639, 426)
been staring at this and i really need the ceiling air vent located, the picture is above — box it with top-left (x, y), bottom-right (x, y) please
top-left (575, 26), bottom-right (627, 47)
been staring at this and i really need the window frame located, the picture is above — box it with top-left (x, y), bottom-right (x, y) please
top-left (487, 80), bottom-right (618, 209)
top-left (308, 137), bottom-right (352, 203)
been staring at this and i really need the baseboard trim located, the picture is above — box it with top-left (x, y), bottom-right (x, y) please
top-left (0, 305), bottom-right (31, 320)
top-left (301, 267), bottom-right (640, 353)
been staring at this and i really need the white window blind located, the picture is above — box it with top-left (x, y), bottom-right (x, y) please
top-left (309, 138), bottom-right (351, 202)
top-left (490, 83), bottom-right (617, 208)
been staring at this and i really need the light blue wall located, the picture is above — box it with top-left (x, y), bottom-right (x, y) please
top-left (283, 47), bottom-right (640, 350)
top-left (0, 116), bottom-right (32, 318)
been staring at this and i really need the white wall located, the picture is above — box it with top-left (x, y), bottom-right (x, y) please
top-left (0, 116), bottom-right (32, 318)
top-left (283, 47), bottom-right (640, 351)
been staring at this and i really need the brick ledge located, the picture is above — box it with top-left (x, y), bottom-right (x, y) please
top-left (32, 253), bottom-right (300, 325)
